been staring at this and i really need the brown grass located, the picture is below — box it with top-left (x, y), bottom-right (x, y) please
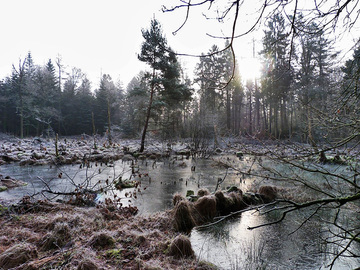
top-left (0, 243), bottom-right (38, 269)
top-left (193, 195), bottom-right (217, 223)
top-left (258, 186), bottom-right (277, 202)
top-left (169, 234), bottom-right (194, 259)
top-left (228, 191), bottom-right (247, 212)
top-left (214, 190), bottom-right (231, 215)
top-left (40, 222), bottom-right (72, 250)
top-left (172, 192), bottom-right (185, 206)
top-left (88, 232), bottom-right (115, 249)
top-left (0, 200), bottom-right (209, 269)
top-left (197, 188), bottom-right (210, 197)
top-left (173, 200), bottom-right (196, 233)
top-left (214, 190), bottom-right (247, 215)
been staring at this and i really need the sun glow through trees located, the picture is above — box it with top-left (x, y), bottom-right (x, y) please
top-left (238, 56), bottom-right (262, 82)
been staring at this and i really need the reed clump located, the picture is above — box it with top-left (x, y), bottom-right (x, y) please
top-left (169, 234), bottom-right (194, 259)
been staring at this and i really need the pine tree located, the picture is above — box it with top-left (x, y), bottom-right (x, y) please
top-left (138, 18), bottom-right (191, 151)
top-left (60, 67), bottom-right (84, 135)
top-left (138, 18), bottom-right (167, 152)
top-left (11, 58), bottom-right (28, 138)
top-left (74, 77), bottom-right (94, 135)
top-left (260, 13), bottom-right (293, 138)
top-left (194, 43), bottom-right (239, 138)
top-left (122, 73), bottom-right (149, 137)
top-left (95, 74), bottom-right (117, 141)
top-left (295, 18), bottom-right (337, 145)
top-left (30, 59), bottom-right (60, 136)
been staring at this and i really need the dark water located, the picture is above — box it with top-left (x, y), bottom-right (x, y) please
top-left (1, 155), bottom-right (359, 269)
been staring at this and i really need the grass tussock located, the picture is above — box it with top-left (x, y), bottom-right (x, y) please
top-left (228, 191), bottom-right (247, 212)
top-left (0, 199), bottom-right (205, 269)
top-left (214, 190), bottom-right (247, 215)
top-left (40, 222), bottom-right (72, 250)
top-left (88, 232), bottom-right (115, 249)
top-left (169, 234), bottom-right (194, 259)
top-left (193, 195), bottom-right (217, 222)
top-left (197, 188), bottom-right (210, 197)
top-left (258, 186), bottom-right (277, 203)
top-left (0, 243), bottom-right (38, 269)
top-left (172, 192), bottom-right (185, 206)
top-left (173, 200), bottom-right (197, 233)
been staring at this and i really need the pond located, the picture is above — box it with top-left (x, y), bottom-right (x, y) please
top-left (1, 154), bottom-right (359, 269)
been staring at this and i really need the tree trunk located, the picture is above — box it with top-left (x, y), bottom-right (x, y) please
top-left (289, 97), bottom-right (293, 138)
top-left (56, 57), bottom-right (62, 135)
top-left (262, 103), bottom-right (268, 132)
top-left (248, 90), bottom-right (252, 135)
top-left (213, 124), bottom-right (219, 148)
top-left (254, 83), bottom-right (261, 132)
top-left (140, 68), bottom-right (155, 153)
top-left (280, 98), bottom-right (287, 138)
top-left (307, 105), bottom-right (317, 147)
top-left (107, 99), bottom-right (112, 144)
top-left (226, 88), bottom-right (231, 130)
top-left (20, 94), bottom-right (24, 139)
top-left (269, 102), bottom-right (272, 136)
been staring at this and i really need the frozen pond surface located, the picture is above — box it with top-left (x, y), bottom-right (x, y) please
top-left (1, 155), bottom-right (359, 269)
top-left (0, 156), bottom-right (253, 212)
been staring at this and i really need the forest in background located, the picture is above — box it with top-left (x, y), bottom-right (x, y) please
top-left (0, 13), bottom-right (359, 147)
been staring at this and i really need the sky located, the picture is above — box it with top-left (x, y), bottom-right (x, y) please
top-left (1, 1), bottom-right (359, 89)
top-left (0, 0), bottom-right (261, 89)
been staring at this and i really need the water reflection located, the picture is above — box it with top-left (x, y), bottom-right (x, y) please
top-left (191, 208), bottom-right (360, 269)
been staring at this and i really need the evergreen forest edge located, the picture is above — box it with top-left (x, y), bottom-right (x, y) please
top-left (0, 15), bottom-right (359, 148)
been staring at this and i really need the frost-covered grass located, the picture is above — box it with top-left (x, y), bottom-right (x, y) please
top-left (0, 200), bottom-right (216, 269)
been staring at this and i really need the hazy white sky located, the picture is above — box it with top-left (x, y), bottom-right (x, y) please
top-left (0, 0), bottom-right (170, 87)
top-left (1, 1), bottom-right (358, 89)
top-left (0, 0), bottom-right (261, 88)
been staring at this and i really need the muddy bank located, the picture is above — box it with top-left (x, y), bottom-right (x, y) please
top-left (0, 199), bottom-right (217, 270)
